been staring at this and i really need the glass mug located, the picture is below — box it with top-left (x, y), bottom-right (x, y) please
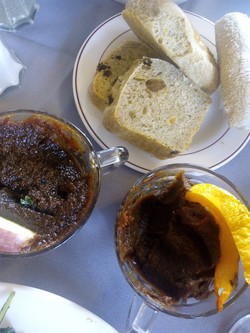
top-left (0, 110), bottom-right (128, 256)
top-left (115, 164), bottom-right (249, 332)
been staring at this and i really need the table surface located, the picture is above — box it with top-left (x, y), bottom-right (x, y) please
top-left (0, 1), bottom-right (250, 332)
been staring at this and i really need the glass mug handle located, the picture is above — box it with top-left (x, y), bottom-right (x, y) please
top-left (126, 295), bottom-right (158, 333)
top-left (96, 146), bottom-right (129, 172)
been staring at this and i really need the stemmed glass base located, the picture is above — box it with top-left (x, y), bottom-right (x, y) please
top-left (228, 314), bottom-right (250, 333)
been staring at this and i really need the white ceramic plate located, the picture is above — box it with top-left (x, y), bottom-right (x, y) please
top-left (73, 12), bottom-right (250, 173)
top-left (0, 282), bottom-right (118, 333)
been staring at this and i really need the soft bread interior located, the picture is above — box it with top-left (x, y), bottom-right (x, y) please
top-left (103, 58), bottom-right (212, 159)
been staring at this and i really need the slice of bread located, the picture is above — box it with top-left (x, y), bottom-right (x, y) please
top-left (103, 57), bottom-right (212, 159)
top-left (215, 12), bottom-right (250, 130)
top-left (122, 0), bottom-right (220, 95)
top-left (89, 40), bottom-right (157, 110)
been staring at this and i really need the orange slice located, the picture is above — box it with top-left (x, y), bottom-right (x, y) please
top-left (185, 183), bottom-right (250, 310)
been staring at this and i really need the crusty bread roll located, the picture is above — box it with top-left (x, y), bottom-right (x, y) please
top-left (103, 57), bottom-right (212, 159)
top-left (89, 40), bottom-right (157, 110)
top-left (122, 0), bottom-right (220, 95)
top-left (215, 12), bottom-right (250, 130)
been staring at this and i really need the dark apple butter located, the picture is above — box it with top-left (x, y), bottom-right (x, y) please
top-left (117, 173), bottom-right (221, 304)
top-left (0, 112), bottom-right (97, 254)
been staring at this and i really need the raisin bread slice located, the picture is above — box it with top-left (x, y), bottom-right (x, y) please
top-left (103, 57), bottom-right (212, 159)
top-left (122, 0), bottom-right (220, 94)
top-left (89, 40), bottom-right (157, 110)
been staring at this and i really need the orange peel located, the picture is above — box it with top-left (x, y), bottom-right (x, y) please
top-left (185, 183), bottom-right (250, 310)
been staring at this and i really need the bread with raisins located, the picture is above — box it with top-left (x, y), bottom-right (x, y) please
top-left (89, 40), bottom-right (157, 110)
top-left (103, 57), bottom-right (212, 159)
top-left (122, 0), bottom-right (220, 94)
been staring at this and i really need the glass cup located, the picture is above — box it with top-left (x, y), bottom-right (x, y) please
top-left (0, 0), bottom-right (39, 31)
top-left (0, 110), bottom-right (128, 256)
top-left (115, 164), bottom-right (249, 332)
